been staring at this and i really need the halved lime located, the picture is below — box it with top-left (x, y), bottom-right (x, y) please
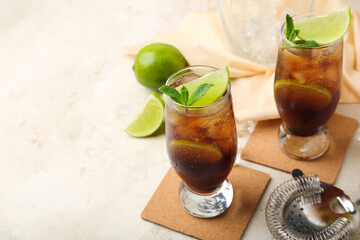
top-left (169, 140), bottom-right (222, 164)
top-left (275, 79), bottom-right (332, 110)
top-left (294, 7), bottom-right (351, 45)
top-left (125, 92), bottom-right (164, 137)
top-left (175, 66), bottom-right (229, 107)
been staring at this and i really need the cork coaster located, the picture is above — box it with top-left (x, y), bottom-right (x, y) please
top-left (141, 165), bottom-right (270, 240)
top-left (241, 114), bottom-right (358, 184)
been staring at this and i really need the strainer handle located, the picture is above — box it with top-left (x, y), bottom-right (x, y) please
top-left (355, 198), bottom-right (360, 207)
top-left (291, 169), bottom-right (304, 178)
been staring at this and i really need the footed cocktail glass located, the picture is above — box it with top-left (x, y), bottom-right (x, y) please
top-left (274, 13), bottom-right (343, 160)
top-left (164, 65), bottom-right (237, 218)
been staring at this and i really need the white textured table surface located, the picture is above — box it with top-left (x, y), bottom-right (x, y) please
top-left (0, 1), bottom-right (360, 239)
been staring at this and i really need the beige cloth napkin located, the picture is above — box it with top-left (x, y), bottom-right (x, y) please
top-left (123, 0), bottom-right (360, 121)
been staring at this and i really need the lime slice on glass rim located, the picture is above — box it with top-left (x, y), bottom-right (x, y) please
top-left (275, 79), bottom-right (332, 109)
top-left (125, 92), bottom-right (164, 137)
top-left (169, 140), bottom-right (222, 163)
top-left (175, 66), bottom-right (229, 107)
top-left (294, 7), bottom-right (351, 45)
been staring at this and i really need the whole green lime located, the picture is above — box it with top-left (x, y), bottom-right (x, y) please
top-left (133, 43), bottom-right (188, 90)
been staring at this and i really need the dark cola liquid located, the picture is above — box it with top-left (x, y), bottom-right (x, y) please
top-left (274, 43), bottom-right (342, 136)
top-left (165, 98), bottom-right (237, 193)
top-left (275, 88), bottom-right (340, 136)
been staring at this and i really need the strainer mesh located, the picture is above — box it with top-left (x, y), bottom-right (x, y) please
top-left (265, 175), bottom-right (353, 240)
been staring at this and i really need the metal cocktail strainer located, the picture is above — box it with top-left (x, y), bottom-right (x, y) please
top-left (266, 169), bottom-right (360, 240)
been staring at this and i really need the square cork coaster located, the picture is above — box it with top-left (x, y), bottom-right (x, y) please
top-left (241, 114), bottom-right (358, 184)
top-left (141, 165), bottom-right (270, 240)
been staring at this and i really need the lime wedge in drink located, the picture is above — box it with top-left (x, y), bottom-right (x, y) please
top-left (176, 66), bottom-right (229, 107)
top-left (169, 140), bottom-right (222, 163)
top-left (125, 92), bottom-right (164, 137)
top-left (295, 7), bottom-right (351, 45)
top-left (275, 79), bottom-right (332, 110)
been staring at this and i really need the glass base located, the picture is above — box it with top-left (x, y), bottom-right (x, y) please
top-left (179, 179), bottom-right (233, 218)
top-left (278, 123), bottom-right (330, 160)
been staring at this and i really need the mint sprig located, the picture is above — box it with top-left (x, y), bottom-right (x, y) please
top-left (159, 83), bottom-right (214, 106)
top-left (285, 14), bottom-right (319, 48)
top-left (285, 14), bottom-right (295, 40)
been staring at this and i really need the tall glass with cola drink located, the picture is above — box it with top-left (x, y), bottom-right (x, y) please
top-left (274, 13), bottom-right (343, 160)
top-left (164, 66), bottom-right (237, 218)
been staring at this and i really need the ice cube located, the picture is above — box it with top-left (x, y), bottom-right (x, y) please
top-left (171, 73), bottom-right (199, 87)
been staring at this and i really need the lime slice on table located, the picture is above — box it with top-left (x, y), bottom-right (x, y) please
top-left (294, 7), bottom-right (351, 45)
top-left (275, 79), bottom-right (332, 110)
top-left (175, 66), bottom-right (229, 107)
top-left (125, 92), bottom-right (164, 137)
top-left (169, 140), bottom-right (222, 164)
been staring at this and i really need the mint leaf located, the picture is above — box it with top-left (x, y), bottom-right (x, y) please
top-left (158, 85), bottom-right (183, 104)
top-left (159, 83), bottom-right (214, 106)
top-left (285, 14), bottom-right (319, 48)
top-left (289, 29), bottom-right (300, 42)
top-left (187, 83), bottom-right (214, 106)
top-left (180, 86), bottom-right (189, 105)
top-left (286, 14), bottom-right (294, 39)
top-left (294, 40), bottom-right (319, 47)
